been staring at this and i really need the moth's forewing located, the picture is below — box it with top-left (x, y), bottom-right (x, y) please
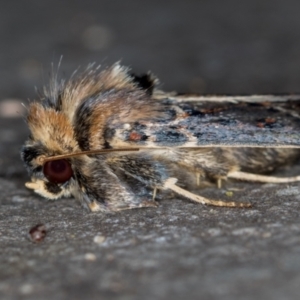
top-left (106, 95), bottom-right (300, 149)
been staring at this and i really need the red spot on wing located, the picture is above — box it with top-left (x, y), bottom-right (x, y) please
top-left (129, 132), bottom-right (142, 141)
top-left (256, 117), bottom-right (277, 128)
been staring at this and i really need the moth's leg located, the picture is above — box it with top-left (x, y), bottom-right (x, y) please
top-left (106, 154), bottom-right (171, 201)
top-left (228, 171), bottom-right (300, 183)
top-left (106, 153), bottom-right (190, 203)
top-left (183, 148), bottom-right (300, 187)
top-left (106, 154), bottom-right (251, 208)
top-left (107, 155), bottom-right (166, 203)
top-left (196, 173), bottom-right (201, 186)
top-left (152, 187), bottom-right (157, 201)
top-left (75, 159), bottom-right (159, 212)
top-left (217, 178), bottom-right (223, 189)
top-left (169, 148), bottom-right (234, 189)
top-left (196, 171), bottom-right (225, 188)
top-left (163, 178), bottom-right (251, 208)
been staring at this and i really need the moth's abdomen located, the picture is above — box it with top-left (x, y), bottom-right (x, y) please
top-left (226, 148), bottom-right (300, 173)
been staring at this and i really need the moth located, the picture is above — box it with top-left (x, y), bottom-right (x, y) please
top-left (21, 63), bottom-right (300, 212)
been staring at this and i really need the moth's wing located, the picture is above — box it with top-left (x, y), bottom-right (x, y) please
top-left (106, 94), bottom-right (300, 148)
top-left (156, 94), bottom-right (300, 104)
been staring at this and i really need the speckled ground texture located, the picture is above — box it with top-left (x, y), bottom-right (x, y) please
top-left (2, 1), bottom-right (300, 300)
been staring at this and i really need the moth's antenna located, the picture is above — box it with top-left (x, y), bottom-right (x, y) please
top-left (39, 148), bottom-right (140, 164)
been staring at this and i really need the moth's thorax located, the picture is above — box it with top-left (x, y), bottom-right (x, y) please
top-left (74, 89), bottom-right (162, 151)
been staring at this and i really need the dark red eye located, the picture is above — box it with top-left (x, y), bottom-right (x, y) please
top-left (43, 159), bottom-right (73, 183)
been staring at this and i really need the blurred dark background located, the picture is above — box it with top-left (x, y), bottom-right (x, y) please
top-left (2, 0), bottom-right (300, 103)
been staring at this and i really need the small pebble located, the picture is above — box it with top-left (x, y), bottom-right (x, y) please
top-left (29, 224), bottom-right (46, 242)
top-left (93, 235), bottom-right (106, 244)
top-left (19, 284), bottom-right (33, 295)
top-left (84, 253), bottom-right (97, 261)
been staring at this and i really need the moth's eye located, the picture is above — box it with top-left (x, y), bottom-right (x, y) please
top-left (43, 159), bottom-right (73, 183)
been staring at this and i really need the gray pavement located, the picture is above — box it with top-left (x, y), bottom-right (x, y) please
top-left (1, 1), bottom-right (300, 299)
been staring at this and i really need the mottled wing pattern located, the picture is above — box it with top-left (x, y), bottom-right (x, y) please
top-left (105, 95), bottom-right (300, 148)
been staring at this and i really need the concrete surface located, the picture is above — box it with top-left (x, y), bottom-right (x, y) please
top-left (1, 1), bottom-right (300, 299)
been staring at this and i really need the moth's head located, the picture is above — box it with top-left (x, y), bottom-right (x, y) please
top-left (21, 142), bottom-right (75, 199)
top-left (21, 101), bottom-right (79, 199)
